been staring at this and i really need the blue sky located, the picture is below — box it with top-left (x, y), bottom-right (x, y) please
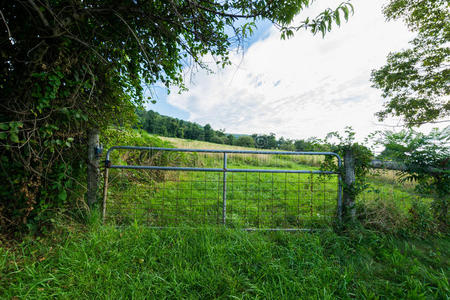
top-left (145, 19), bottom-right (273, 121)
top-left (145, 1), bottom-right (439, 139)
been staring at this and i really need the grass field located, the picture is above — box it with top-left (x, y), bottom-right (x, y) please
top-left (106, 145), bottom-right (340, 228)
top-left (106, 136), bottom-right (430, 229)
top-left (159, 136), bottom-right (324, 166)
top-left (2, 131), bottom-right (447, 299)
top-left (1, 224), bottom-right (449, 299)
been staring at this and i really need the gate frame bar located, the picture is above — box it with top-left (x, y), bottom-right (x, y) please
top-left (103, 146), bottom-right (343, 225)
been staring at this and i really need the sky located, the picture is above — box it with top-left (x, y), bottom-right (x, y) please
top-left (145, 0), bottom-right (431, 140)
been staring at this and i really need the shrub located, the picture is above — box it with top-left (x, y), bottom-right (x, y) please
top-left (357, 196), bottom-right (440, 237)
top-left (210, 136), bottom-right (225, 144)
top-left (235, 136), bottom-right (255, 147)
top-left (407, 200), bottom-right (438, 236)
top-left (377, 128), bottom-right (449, 225)
top-left (357, 198), bottom-right (408, 235)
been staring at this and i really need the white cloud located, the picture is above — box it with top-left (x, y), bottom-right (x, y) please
top-left (167, 0), bottom-right (417, 140)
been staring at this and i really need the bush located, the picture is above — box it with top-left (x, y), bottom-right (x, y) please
top-left (357, 198), bottom-right (408, 235)
top-left (235, 136), bottom-right (255, 147)
top-left (377, 128), bottom-right (449, 225)
top-left (357, 196), bottom-right (439, 237)
top-left (210, 136), bottom-right (225, 144)
top-left (407, 200), bottom-right (438, 236)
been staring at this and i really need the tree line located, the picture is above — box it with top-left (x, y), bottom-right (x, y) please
top-left (137, 109), bottom-right (328, 151)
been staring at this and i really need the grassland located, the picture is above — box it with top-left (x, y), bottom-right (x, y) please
top-left (106, 135), bottom-right (429, 229)
top-left (1, 223), bottom-right (448, 299)
top-left (159, 136), bottom-right (324, 166)
top-left (2, 131), bottom-right (447, 299)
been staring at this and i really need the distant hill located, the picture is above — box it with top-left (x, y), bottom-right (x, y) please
top-left (136, 109), bottom-right (328, 151)
top-left (137, 109), bottom-right (238, 146)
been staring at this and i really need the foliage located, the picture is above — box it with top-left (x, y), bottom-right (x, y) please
top-left (235, 135), bottom-right (255, 147)
top-left (357, 195), bottom-right (439, 237)
top-left (251, 133), bottom-right (277, 149)
top-left (357, 196), bottom-right (408, 235)
top-left (101, 128), bottom-right (172, 152)
top-left (378, 127), bottom-right (450, 225)
top-left (371, 0), bottom-right (450, 125)
top-left (321, 128), bottom-right (374, 220)
top-left (139, 109), bottom-right (330, 151)
top-left (1, 224), bottom-right (449, 298)
top-left (279, 1), bottom-right (354, 39)
top-left (0, 0), bottom-right (351, 231)
top-left (137, 109), bottom-right (224, 143)
top-left (407, 199), bottom-right (439, 235)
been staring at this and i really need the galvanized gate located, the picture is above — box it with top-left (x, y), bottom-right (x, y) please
top-left (102, 146), bottom-right (342, 230)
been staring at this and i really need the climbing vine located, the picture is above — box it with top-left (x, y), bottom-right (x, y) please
top-left (321, 127), bottom-right (373, 221)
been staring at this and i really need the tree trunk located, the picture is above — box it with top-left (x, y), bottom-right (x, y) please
top-left (344, 149), bottom-right (356, 221)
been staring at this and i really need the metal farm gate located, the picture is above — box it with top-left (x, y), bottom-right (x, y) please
top-left (102, 147), bottom-right (342, 230)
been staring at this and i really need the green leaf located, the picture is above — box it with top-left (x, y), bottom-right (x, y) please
top-left (10, 133), bottom-right (19, 143)
top-left (342, 6), bottom-right (349, 20)
top-left (58, 189), bottom-right (67, 202)
top-left (0, 132), bottom-right (7, 140)
top-left (0, 123), bottom-right (8, 130)
top-left (335, 11), bottom-right (341, 26)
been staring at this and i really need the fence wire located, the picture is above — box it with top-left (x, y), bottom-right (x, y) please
top-left (105, 169), bottom-right (339, 228)
top-left (103, 148), bottom-right (429, 229)
top-left (103, 147), bottom-right (341, 229)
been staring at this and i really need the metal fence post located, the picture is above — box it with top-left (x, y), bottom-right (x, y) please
top-left (337, 156), bottom-right (343, 222)
top-left (102, 167), bottom-right (109, 223)
top-left (223, 152), bottom-right (227, 225)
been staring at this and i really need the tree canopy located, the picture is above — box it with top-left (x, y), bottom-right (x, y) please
top-left (371, 0), bottom-right (449, 126)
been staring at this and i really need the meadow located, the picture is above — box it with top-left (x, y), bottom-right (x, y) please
top-left (1, 130), bottom-right (447, 299)
top-left (105, 135), bottom-right (431, 230)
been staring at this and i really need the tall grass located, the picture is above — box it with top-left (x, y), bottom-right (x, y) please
top-left (1, 224), bottom-right (448, 299)
top-left (105, 141), bottom-right (430, 229)
top-left (2, 130), bottom-right (448, 299)
top-left (158, 136), bottom-right (325, 166)
top-left (105, 150), bottom-right (339, 228)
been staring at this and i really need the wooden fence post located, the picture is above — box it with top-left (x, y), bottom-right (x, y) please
top-left (343, 148), bottom-right (356, 221)
top-left (87, 128), bottom-right (100, 207)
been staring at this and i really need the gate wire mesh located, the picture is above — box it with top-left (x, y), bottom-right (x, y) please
top-left (103, 147), bottom-right (342, 229)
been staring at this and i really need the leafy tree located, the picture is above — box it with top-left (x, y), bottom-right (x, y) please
top-left (378, 127), bottom-right (449, 224)
top-left (0, 0), bottom-right (352, 230)
top-left (251, 133), bottom-right (277, 149)
top-left (371, 0), bottom-right (449, 126)
top-left (235, 136), bottom-right (255, 147)
top-left (266, 133), bottom-right (278, 149)
top-left (216, 129), bottom-right (226, 137)
top-left (294, 140), bottom-right (308, 151)
top-left (278, 137), bottom-right (295, 151)
top-left (226, 134), bottom-right (235, 145)
top-left (210, 136), bottom-right (225, 144)
top-left (204, 124), bottom-right (214, 142)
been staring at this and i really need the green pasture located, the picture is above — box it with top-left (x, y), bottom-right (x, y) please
top-left (105, 150), bottom-right (428, 228)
